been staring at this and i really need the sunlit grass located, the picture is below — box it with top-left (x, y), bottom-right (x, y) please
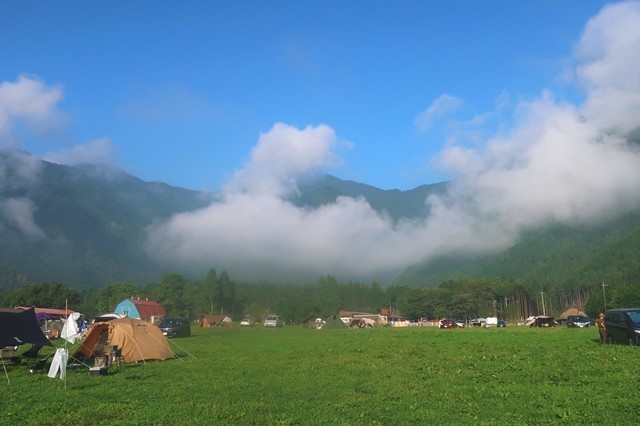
top-left (2, 325), bottom-right (638, 425)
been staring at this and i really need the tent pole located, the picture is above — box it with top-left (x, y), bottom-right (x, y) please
top-left (1, 354), bottom-right (10, 385)
top-left (64, 299), bottom-right (67, 390)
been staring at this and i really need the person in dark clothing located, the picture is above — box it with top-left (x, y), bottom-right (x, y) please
top-left (596, 312), bottom-right (607, 344)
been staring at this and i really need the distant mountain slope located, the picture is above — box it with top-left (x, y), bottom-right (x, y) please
top-left (295, 174), bottom-right (449, 220)
top-left (2, 150), bottom-right (639, 293)
top-left (0, 151), bottom-right (449, 291)
top-left (395, 213), bottom-right (640, 288)
top-left (0, 151), bottom-right (214, 290)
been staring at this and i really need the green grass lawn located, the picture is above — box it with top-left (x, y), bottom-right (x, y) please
top-left (2, 325), bottom-right (638, 425)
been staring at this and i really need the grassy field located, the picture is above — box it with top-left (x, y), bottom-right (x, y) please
top-left (1, 324), bottom-right (639, 425)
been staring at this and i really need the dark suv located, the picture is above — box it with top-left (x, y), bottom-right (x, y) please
top-left (567, 315), bottom-right (591, 328)
top-left (159, 317), bottom-right (191, 338)
top-left (605, 308), bottom-right (640, 345)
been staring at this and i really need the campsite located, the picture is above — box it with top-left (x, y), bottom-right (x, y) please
top-left (2, 323), bottom-right (639, 425)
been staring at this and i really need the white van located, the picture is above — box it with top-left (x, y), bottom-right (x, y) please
top-left (263, 315), bottom-right (283, 327)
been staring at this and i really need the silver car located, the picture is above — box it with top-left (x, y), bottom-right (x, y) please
top-left (240, 318), bottom-right (254, 326)
top-left (263, 315), bottom-right (282, 327)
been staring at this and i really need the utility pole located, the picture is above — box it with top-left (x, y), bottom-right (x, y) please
top-left (504, 297), bottom-right (508, 320)
top-left (602, 282), bottom-right (607, 311)
top-left (540, 291), bottom-right (546, 316)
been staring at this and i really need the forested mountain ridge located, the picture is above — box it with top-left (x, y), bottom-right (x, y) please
top-left (0, 150), bottom-right (214, 291)
top-left (396, 213), bottom-right (640, 288)
top-left (396, 211), bottom-right (640, 313)
top-left (294, 174), bottom-right (449, 220)
top-left (0, 151), bottom-right (448, 291)
top-left (1, 149), bottom-right (639, 302)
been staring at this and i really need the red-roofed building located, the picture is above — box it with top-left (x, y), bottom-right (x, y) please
top-left (114, 299), bottom-right (165, 324)
top-left (380, 308), bottom-right (403, 322)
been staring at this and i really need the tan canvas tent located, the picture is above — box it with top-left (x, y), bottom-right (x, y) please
top-left (75, 317), bottom-right (174, 363)
top-left (559, 307), bottom-right (586, 319)
top-left (198, 314), bottom-right (232, 327)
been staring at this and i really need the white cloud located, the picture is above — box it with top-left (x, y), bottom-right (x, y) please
top-left (0, 197), bottom-right (46, 239)
top-left (0, 75), bottom-right (117, 240)
top-left (0, 74), bottom-right (117, 167)
top-left (0, 149), bottom-right (42, 190)
top-left (42, 137), bottom-right (118, 166)
top-left (223, 123), bottom-right (338, 197)
top-left (414, 94), bottom-right (464, 132)
top-left (146, 2), bottom-right (640, 283)
top-left (0, 75), bottom-right (63, 147)
top-left (0, 150), bottom-right (45, 239)
top-left (575, 1), bottom-right (640, 135)
top-left (494, 90), bottom-right (511, 111)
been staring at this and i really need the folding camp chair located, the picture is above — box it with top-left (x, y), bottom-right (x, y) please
top-left (20, 344), bottom-right (54, 373)
top-left (0, 346), bottom-right (21, 364)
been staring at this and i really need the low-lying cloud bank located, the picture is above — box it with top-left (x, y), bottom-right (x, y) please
top-left (146, 2), bottom-right (640, 282)
top-left (0, 77), bottom-right (59, 239)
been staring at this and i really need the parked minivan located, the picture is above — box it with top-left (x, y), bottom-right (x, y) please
top-left (159, 317), bottom-right (191, 338)
top-left (605, 308), bottom-right (640, 345)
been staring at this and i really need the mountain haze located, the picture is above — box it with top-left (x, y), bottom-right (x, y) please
top-left (0, 151), bottom-right (449, 290)
top-left (0, 150), bottom-right (213, 291)
top-left (294, 174), bottom-right (449, 221)
top-left (396, 215), bottom-right (640, 288)
top-left (1, 150), bottom-right (639, 293)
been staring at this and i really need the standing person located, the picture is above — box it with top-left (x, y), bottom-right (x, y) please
top-left (596, 312), bottom-right (607, 344)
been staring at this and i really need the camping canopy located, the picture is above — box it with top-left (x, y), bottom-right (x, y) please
top-left (16, 307), bottom-right (75, 321)
top-left (527, 316), bottom-right (557, 327)
top-left (0, 308), bottom-right (52, 348)
top-left (75, 317), bottom-right (174, 363)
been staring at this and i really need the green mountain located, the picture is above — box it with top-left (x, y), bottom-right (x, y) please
top-left (0, 151), bottom-right (448, 291)
top-left (2, 150), bottom-right (639, 294)
top-left (294, 174), bottom-right (448, 220)
top-left (396, 214), bottom-right (640, 289)
top-left (0, 150), bottom-right (214, 291)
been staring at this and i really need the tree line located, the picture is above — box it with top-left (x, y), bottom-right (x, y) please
top-left (2, 269), bottom-right (638, 323)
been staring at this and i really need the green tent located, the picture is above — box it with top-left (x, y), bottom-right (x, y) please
top-left (322, 313), bottom-right (348, 329)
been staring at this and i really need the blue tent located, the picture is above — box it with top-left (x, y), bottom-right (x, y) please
top-left (114, 299), bottom-right (165, 322)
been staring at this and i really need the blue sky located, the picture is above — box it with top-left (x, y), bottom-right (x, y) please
top-left (1, 0), bottom-right (611, 191)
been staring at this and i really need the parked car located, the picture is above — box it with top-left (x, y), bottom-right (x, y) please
top-left (566, 315), bottom-right (591, 328)
top-left (454, 319), bottom-right (465, 328)
top-left (240, 318), bottom-right (255, 326)
top-left (159, 317), bottom-right (191, 338)
top-left (470, 318), bottom-right (487, 327)
top-left (439, 319), bottom-right (457, 329)
top-left (605, 308), bottom-right (640, 345)
top-left (263, 315), bottom-right (283, 327)
top-left (497, 319), bottom-right (506, 327)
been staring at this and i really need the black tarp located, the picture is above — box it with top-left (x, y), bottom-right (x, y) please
top-left (0, 307), bottom-right (52, 348)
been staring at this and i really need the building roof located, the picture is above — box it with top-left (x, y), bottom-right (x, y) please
top-left (16, 307), bottom-right (76, 320)
top-left (122, 299), bottom-right (165, 320)
top-left (201, 315), bottom-right (231, 323)
top-left (339, 310), bottom-right (375, 317)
